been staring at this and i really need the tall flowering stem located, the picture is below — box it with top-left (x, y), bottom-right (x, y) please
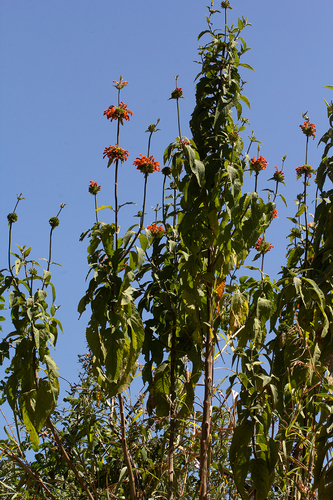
top-left (162, 166), bottom-right (171, 226)
top-left (88, 180), bottom-right (101, 224)
top-left (170, 78), bottom-right (184, 233)
top-left (7, 193), bottom-right (24, 289)
top-left (104, 77), bottom-right (131, 249)
top-left (272, 156), bottom-right (286, 204)
top-left (45, 203), bottom-right (66, 282)
top-left (121, 125), bottom-right (161, 262)
top-left (299, 115), bottom-right (316, 266)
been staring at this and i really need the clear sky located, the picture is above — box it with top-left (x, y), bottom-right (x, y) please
top-left (1, 0), bottom-right (333, 409)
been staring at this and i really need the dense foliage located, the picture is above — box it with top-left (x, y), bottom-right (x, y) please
top-left (1, 2), bottom-right (333, 499)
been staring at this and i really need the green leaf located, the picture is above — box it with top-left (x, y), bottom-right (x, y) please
top-left (21, 399), bottom-right (39, 451)
top-left (256, 297), bottom-right (274, 326)
top-left (139, 233), bottom-right (148, 252)
top-left (229, 420), bottom-right (253, 498)
top-left (34, 379), bottom-right (57, 431)
top-left (96, 205), bottom-right (114, 212)
top-left (240, 94), bottom-right (251, 109)
top-left (239, 63), bottom-right (255, 71)
top-left (23, 246), bottom-right (32, 258)
top-left (250, 458), bottom-right (270, 500)
top-left (14, 258), bottom-right (23, 276)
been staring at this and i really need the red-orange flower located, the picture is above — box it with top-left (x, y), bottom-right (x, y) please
top-left (121, 259), bottom-right (129, 271)
top-left (89, 180), bottom-right (101, 195)
top-left (103, 145), bottom-right (129, 165)
top-left (296, 164), bottom-right (315, 178)
top-left (271, 209), bottom-right (278, 219)
top-left (177, 137), bottom-right (190, 146)
top-left (103, 101), bottom-right (133, 124)
top-left (113, 78), bottom-right (128, 90)
top-left (134, 154), bottom-right (161, 174)
top-left (273, 166), bottom-right (285, 183)
top-left (254, 237), bottom-right (274, 254)
top-left (147, 223), bottom-right (165, 237)
top-left (250, 155), bottom-right (268, 173)
top-left (300, 120), bottom-right (316, 139)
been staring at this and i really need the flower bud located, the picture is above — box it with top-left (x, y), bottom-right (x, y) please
top-left (49, 216), bottom-right (60, 228)
top-left (162, 166), bottom-right (172, 176)
top-left (7, 212), bottom-right (18, 224)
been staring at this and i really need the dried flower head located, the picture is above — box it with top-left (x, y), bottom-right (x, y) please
top-left (170, 87), bottom-right (184, 99)
top-left (162, 166), bottom-right (172, 176)
top-left (103, 101), bottom-right (133, 124)
top-left (250, 155), bottom-right (267, 173)
top-left (89, 180), bottom-right (101, 195)
top-left (103, 145), bottom-right (129, 165)
top-left (134, 154), bottom-right (161, 174)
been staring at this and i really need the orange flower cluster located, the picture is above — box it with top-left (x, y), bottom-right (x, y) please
top-left (254, 237), bottom-right (274, 253)
top-left (250, 155), bottom-right (267, 173)
top-left (134, 154), bottom-right (161, 174)
top-left (103, 145), bottom-right (129, 165)
top-left (273, 166), bottom-right (285, 183)
top-left (170, 87), bottom-right (183, 99)
top-left (300, 121), bottom-right (316, 139)
top-left (103, 101), bottom-right (133, 124)
top-left (271, 209), bottom-right (278, 219)
top-left (89, 180), bottom-right (101, 195)
top-left (147, 223), bottom-right (164, 237)
top-left (296, 164), bottom-right (315, 179)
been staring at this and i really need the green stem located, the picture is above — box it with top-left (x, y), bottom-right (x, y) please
top-left (121, 174), bottom-right (149, 260)
top-left (304, 173), bottom-right (309, 266)
top-left (8, 223), bottom-right (13, 277)
top-left (168, 316), bottom-right (176, 500)
top-left (47, 228), bottom-right (54, 274)
top-left (94, 193), bottom-right (99, 224)
top-left (304, 136), bottom-right (309, 266)
top-left (176, 98), bottom-right (182, 141)
top-left (254, 171), bottom-right (258, 193)
top-left (261, 252), bottom-right (265, 278)
top-left (140, 174), bottom-right (148, 230)
top-left (147, 131), bottom-right (153, 157)
top-left (43, 204), bottom-right (65, 290)
top-left (114, 89), bottom-right (121, 250)
top-left (118, 394), bottom-right (137, 500)
top-left (162, 174), bottom-right (167, 226)
top-left (199, 248), bottom-right (213, 500)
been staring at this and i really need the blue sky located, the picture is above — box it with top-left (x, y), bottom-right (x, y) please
top-left (1, 0), bottom-right (333, 412)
